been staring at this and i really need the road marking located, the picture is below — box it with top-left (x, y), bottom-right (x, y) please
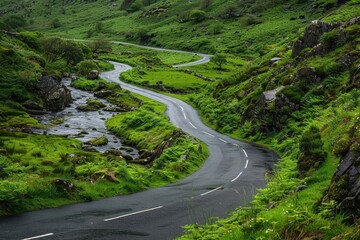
top-left (183, 112), bottom-right (187, 119)
top-left (201, 187), bottom-right (223, 196)
top-left (202, 131), bottom-right (214, 137)
top-left (179, 105), bottom-right (184, 111)
top-left (218, 138), bottom-right (227, 143)
top-left (104, 206), bottom-right (163, 222)
top-left (232, 143), bottom-right (239, 147)
top-left (245, 159), bottom-right (249, 169)
top-left (189, 122), bottom-right (197, 129)
top-left (242, 149), bottom-right (248, 158)
top-left (22, 233), bottom-right (54, 240)
top-left (231, 171), bottom-right (243, 182)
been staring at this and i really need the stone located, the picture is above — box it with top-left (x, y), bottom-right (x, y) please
top-left (23, 101), bottom-right (44, 111)
top-left (94, 90), bottom-right (113, 98)
top-left (38, 75), bottom-right (72, 111)
top-left (293, 185), bottom-right (307, 193)
top-left (54, 179), bottom-right (76, 193)
top-left (87, 135), bottom-right (109, 146)
top-left (88, 70), bottom-right (99, 80)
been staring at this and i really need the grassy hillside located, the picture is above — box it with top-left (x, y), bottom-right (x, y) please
top-left (1, 0), bottom-right (360, 238)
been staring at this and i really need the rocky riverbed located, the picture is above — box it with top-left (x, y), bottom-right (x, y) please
top-left (32, 77), bottom-right (138, 157)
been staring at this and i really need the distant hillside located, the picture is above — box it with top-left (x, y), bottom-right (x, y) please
top-left (1, 0), bottom-right (358, 54)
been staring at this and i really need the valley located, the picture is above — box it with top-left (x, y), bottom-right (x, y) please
top-left (0, 0), bottom-right (359, 239)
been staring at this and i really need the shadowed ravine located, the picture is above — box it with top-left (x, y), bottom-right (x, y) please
top-left (0, 56), bottom-right (278, 240)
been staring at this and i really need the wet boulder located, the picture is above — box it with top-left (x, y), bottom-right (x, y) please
top-left (94, 90), bottom-right (113, 98)
top-left (76, 98), bottom-right (106, 111)
top-left (38, 75), bottom-right (72, 111)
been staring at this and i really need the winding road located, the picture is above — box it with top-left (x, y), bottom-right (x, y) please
top-left (0, 55), bottom-right (277, 240)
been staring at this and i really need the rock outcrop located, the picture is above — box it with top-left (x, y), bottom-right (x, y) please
top-left (38, 75), bottom-right (72, 111)
top-left (323, 152), bottom-right (360, 217)
top-left (129, 129), bottom-right (188, 165)
top-left (323, 117), bottom-right (360, 219)
top-left (292, 20), bottom-right (341, 57)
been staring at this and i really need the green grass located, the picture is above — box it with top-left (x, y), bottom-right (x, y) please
top-left (121, 67), bottom-right (208, 93)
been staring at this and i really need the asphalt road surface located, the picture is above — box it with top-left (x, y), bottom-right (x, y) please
top-left (0, 61), bottom-right (277, 240)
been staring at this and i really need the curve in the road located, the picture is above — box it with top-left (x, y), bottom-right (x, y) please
top-left (0, 57), bottom-right (277, 240)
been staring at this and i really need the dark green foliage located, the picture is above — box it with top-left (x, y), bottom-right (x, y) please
top-left (40, 36), bottom-right (64, 62)
top-left (87, 38), bottom-right (112, 54)
top-left (189, 9), bottom-right (207, 23)
top-left (16, 31), bottom-right (43, 50)
top-left (3, 14), bottom-right (27, 30)
top-left (298, 126), bottom-right (326, 177)
top-left (321, 29), bottom-right (344, 50)
top-left (210, 53), bottom-right (227, 70)
top-left (136, 29), bottom-right (153, 44)
top-left (281, 85), bottom-right (304, 104)
top-left (51, 18), bottom-right (61, 28)
top-left (62, 41), bottom-right (84, 66)
top-left (76, 60), bottom-right (99, 77)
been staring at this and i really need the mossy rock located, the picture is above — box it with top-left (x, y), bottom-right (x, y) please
top-left (76, 98), bottom-right (106, 111)
top-left (88, 135), bottom-right (108, 146)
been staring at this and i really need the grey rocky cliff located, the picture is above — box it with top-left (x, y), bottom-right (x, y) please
top-left (292, 20), bottom-right (341, 57)
top-left (323, 151), bottom-right (360, 217)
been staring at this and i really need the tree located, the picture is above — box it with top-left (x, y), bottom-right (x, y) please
top-left (3, 14), bottom-right (27, 30)
top-left (211, 53), bottom-right (227, 70)
top-left (77, 60), bottom-right (99, 77)
top-left (40, 37), bottom-right (65, 62)
top-left (190, 9), bottom-right (207, 23)
top-left (51, 18), bottom-right (61, 28)
top-left (87, 38), bottom-right (112, 54)
top-left (62, 41), bottom-right (84, 66)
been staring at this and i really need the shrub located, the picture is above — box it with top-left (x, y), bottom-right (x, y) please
top-left (281, 86), bottom-right (304, 104)
top-left (3, 14), bottom-right (27, 30)
top-left (190, 9), bottom-right (207, 23)
top-left (0, 180), bottom-right (27, 207)
top-left (298, 126), bottom-right (326, 177)
top-left (76, 60), bottom-right (99, 77)
top-left (321, 29), bottom-right (342, 50)
top-left (51, 18), bottom-right (61, 28)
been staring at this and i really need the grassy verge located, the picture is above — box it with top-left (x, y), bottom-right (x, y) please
top-left (178, 90), bottom-right (360, 239)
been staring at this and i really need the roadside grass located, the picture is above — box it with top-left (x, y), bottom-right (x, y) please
top-left (179, 91), bottom-right (360, 239)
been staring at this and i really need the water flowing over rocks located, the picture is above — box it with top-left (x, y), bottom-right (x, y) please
top-left (33, 77), bottom-right (138, 156)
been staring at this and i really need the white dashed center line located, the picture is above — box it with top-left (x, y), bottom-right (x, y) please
top-left (231, 171), bottom-right (243, 182)
top-left (218, 138), bottom-right (227, 143)
top-left (242, 149), bottom-right (248, 158)
top-left (200, 187), bottom-right (223, 196)
top-left (202, 131), bottom-right (215, 137)
top-left (22, 233), bottom-right (54, 240)
top-left (104, 206), bottom-right (164, 222)
top-left (189, 122), bottom-right (197, 129)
